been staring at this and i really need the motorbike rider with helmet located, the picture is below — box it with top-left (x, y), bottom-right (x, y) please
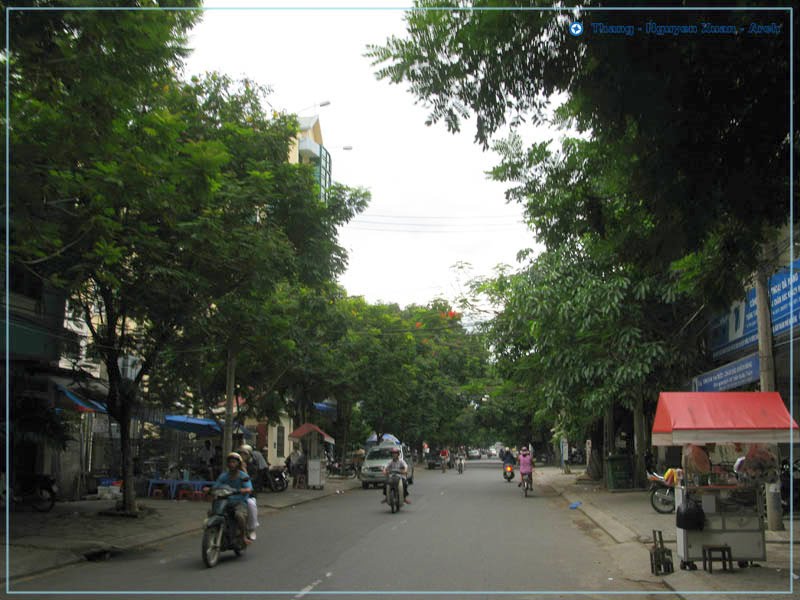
top-left (517, 446), bottom-right (534, 488)
top-left (381, 446), bottom-right (411, 504)
top-left (238, 444), bottom-right (268, 488)
top-left (502, 447), bottom-right (515, 466)
top-left (456, 446), bottom-right (467, 472)
top-left (213, 452), bottom-right (252, 546)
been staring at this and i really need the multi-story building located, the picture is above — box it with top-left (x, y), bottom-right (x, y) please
top-left (289, 115), bottom-right (332, 198)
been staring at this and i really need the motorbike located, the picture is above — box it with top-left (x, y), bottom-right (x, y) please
top-left (441, 456), bottom-right (447, 473)
top-left (503, 463), bottom-right (515, 482)
top-left (647, 471), bottom-right (675, 514)
top-left (4, 474), bottom-right (57, 512)
top-left (457, 456), bottom-right (465, 474)
top-left (521, 471), bottom-right (533, 497)
top-left (327, 460), bottom-right (358, 479)
top-left (258, 464), bottom-right (289, 493)
top-left (780, 458), bottom-right (800, 515)
top-left (386, 471), bottom-right (405, 513)
top-left (201, 485), bottom-right (248, 568)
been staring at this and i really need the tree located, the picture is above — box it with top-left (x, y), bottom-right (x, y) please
top-left (368, 0), bottom-right (795, 309)
top-left (370, 2), bottom-right (795, 484)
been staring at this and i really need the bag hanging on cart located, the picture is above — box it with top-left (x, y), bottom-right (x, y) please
top-left (676, 499), bottom-right (705, 530)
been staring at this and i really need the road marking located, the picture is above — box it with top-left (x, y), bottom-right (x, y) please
top-left (295, 578), bottom-right (322, 598)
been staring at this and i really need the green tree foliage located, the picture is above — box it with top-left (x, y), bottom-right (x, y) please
top-left (368, 0), bottom-right (795, 303)
top-left (371, 1), bottom-right (795, 483)
top-left (7, 2), bottom-right (205, 512)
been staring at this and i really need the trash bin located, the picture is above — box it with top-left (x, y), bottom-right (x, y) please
top-left (606, 454), bottom-right (633, 489)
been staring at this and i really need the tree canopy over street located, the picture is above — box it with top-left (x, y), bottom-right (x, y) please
top-left (5, 2), bottom-right (795, 509)
top-left (369, 0), bottom-right (795, 481)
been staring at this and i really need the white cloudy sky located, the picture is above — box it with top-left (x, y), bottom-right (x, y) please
top-left (185, 0), bottom-right (548, 312)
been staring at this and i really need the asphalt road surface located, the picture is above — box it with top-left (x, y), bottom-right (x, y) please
top-left (12, 460), bottom-right (675, 599)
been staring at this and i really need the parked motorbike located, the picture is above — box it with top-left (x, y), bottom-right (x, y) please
top-left (201, 485), bottom-right (248, 568)
top-left (503, 463), bottom-right (515, 482)
top-left (386, 471), bottom-right (405, 513)
top-left (260, 464), bottom-right (289, 493)
top-left (327, 460), bottom-right (358, 479)
top-left (5, 474), bottom-right (57, 512)
top-left (780, 458), bottom-right (800, 515)
top-left (647, 471), bottom-right (675, 514)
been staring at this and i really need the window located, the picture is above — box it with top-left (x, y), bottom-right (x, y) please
top-left (277, 425), bottom-right (285, 458)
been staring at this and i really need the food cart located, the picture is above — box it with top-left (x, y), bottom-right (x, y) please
top-left (652, 391), bottom-right (799, 571)
top-left (289, 423), bottom-right (335, 490)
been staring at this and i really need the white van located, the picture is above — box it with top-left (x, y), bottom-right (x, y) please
top-left (359, 442), bottom-right (415, 489)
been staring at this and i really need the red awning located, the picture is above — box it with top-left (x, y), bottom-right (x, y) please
top-left (289, 423), bottom-right (335, 444)
top-left (652, 392), bottom-right (799, 445)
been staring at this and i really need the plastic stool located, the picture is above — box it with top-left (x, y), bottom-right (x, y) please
top-left (192, 490), bottom-right (206, 501)
top-left (702, 545), bottom-right (733, 573)
top-left (151, 488), bottom-right (164, 499)
top-left (176, 488), bottom-right (193, 501)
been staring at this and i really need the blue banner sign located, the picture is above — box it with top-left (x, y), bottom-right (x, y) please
top-left (692, 353), bottom-right (760, 392)
top-left (709, 260), bottom-right (800, 359)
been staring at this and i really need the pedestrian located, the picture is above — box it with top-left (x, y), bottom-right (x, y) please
top-left (199, 440), bottom-right (214, 480)
top-left (288, 444), bottom-right (305, 488)
top-left (210, 445), bottom-right (223, 480)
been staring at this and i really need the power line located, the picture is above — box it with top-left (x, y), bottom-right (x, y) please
top-left (356, 213), bottom-right (526, 220)
top-left (345, 226), bottom-right (527, 234)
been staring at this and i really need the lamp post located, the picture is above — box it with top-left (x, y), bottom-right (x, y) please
top-left (295, 100), bottom-right (331, 114)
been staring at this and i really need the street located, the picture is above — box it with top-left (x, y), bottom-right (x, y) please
top-left (11, 462), bottom-right (674, 599)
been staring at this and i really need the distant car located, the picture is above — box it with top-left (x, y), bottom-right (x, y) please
top-left (427, 451), bottom-right (443, 470)
top-left (488, 448), bottom-right (498, 457)
top-left (468, 449), bottom-right (481, 460)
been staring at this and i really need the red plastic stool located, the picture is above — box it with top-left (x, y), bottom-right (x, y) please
top-left (191, 490), bottom-right (206, 501)
top-left (151, 488), bottom-right (164, 499)
top-left (176, 488), bottom-right (193, 501)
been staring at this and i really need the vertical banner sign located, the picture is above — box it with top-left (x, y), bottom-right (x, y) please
top-left (710, 260), bottom-right (800, 359)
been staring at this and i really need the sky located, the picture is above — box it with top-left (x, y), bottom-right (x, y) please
top-left (185, 0), bottom-right (547, 314)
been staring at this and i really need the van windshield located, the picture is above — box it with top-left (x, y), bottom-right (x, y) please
top-left (367, 448), bottom-right (396, 460)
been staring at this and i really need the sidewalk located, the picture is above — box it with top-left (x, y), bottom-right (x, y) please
top-left (535, 467), bottom-right (798, 599)
top-left (1, 476), bottom-right (363, 582)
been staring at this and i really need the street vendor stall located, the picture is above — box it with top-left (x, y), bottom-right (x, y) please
top-left (652, 391), bottom-right (799, 571)
top-left (289, 423), bottom-right (335, 490)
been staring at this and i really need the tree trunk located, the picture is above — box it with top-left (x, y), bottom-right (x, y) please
top-left (336, 398), bottom-right (351, 463)
top-left (223, 346), bottom-right (237, 458)
top-left (603, 404), bottom-right (614, 485)
top-left (632, 395), bottom-right (646, 489)
top-left (119, 403), bottom-right (136, 513)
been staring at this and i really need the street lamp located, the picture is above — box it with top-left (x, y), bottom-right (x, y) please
top-left (296, 100), bottom-right (331, 114)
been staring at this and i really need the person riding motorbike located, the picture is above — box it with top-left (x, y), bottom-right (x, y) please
top-left (236, 445), bottom-right (262, 541)
top-left (381, 447), bottom-right (410, 505)
top-left (518, 446), bottom-right (534, 488)
top-left (502, 447), bottom-right (515, 466)
top-left (213, 452), bottom-right (252, 546)
top-left (456, 446), bottom-right (467, 472)
top-left (239, 444), bottom-right (269, 487)
top-left (440, 447), bottom-right (450, 472)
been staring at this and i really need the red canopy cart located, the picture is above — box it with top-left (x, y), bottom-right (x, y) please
top-left (289, 423), bottom-right (335, 490)
top-left (652, 391), bottom-right (798, 571)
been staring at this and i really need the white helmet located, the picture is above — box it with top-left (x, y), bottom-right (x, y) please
top-left (238, 444), bottom-right (253, 456)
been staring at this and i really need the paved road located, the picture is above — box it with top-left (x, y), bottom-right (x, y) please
top-left (12, 461), bottom-right (676, 599)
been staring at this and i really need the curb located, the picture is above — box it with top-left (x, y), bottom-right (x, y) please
top-left (544, 479), bottom-right (691, 599)
top-left (4, 480), bottom-right (362, 583)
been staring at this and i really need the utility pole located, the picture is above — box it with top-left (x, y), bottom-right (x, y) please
top-left (223, 345), bottom-right (238, 458)
top-left (754, 250), bottom-right (783, 531)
